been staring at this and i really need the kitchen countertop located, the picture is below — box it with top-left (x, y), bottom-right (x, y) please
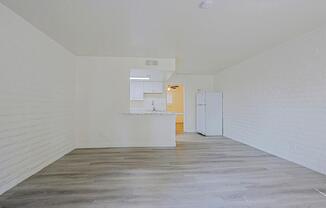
top-left (123, 111), bottom-right (177, 115)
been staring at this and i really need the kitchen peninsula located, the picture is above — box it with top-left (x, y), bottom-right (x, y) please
top-left (122, 112), bottom-right (176, 147)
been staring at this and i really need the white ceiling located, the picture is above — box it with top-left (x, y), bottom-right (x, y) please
top-left (1, 0), bottom-right (326, 73)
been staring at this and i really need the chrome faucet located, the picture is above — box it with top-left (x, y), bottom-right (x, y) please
top-left (152, 100), bottom-right (156, 112)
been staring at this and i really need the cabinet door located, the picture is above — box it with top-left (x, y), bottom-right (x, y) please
top-left (130, 81), bottom-right (144, 100)
top-left (143, 82), bottom-right (163, 94)
top-left (151, 82), bottom-right (163, 93)
top-left (142, 82), bottom-right (152, 93)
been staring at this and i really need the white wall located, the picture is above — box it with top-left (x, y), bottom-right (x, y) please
top-left (0, 4), bottom-right (76, 194)
top-left (214, 27), bottom-right (326, 174)
top-left (168, 74), bottom-right (215, 132)
top-left (75, 57), bottom-right (175, 148)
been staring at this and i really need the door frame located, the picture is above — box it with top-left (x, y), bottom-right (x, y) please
top-left (166, 83), bottom-right (186, 132)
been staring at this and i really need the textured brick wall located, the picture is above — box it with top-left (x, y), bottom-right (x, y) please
top-left (0, 4), bottom-right (76, 194)
top-left (214, 27), bottom-right (326, 174)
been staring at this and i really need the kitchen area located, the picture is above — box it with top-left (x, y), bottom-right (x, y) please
top-left (125, 68), bottom-right (178, 147)
top-left (126, 67), bottom-right (223, 147)
top-left (129, 69), bottom-right (168, 113)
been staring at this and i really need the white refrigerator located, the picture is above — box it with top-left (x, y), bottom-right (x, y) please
top-left (196, 91), bottom-right (223, 136)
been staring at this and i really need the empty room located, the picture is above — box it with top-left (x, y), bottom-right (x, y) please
top-left (1, 0), bottom-right (326, 207)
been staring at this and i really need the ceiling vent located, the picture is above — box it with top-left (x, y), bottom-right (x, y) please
top-left (199, 0), bottom-right (213, 9)
top-left (145, 60), bottom-right (159, 66)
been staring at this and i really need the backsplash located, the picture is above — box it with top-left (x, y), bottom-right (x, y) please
top-left (130, 94), bottom-right (166, 112)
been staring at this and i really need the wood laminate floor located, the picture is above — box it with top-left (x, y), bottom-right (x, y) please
top-left (1, 134), bottom-right (326, 208)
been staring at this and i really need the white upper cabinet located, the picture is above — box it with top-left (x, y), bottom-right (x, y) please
top-left (130, 81), bottom-right (144, 100)
top-left (130, 81), bottom-right (163, 101)
top-left (143, 82), bottom-right (163, 94)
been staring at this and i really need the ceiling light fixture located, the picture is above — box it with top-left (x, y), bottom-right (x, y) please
top-left (199, 0), bottom-right (213, 9)
top-left (130, 77), bottom-right (150, 80)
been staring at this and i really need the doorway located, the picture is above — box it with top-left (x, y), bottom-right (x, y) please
top-left (166, 84), bottom-right (184, 134)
